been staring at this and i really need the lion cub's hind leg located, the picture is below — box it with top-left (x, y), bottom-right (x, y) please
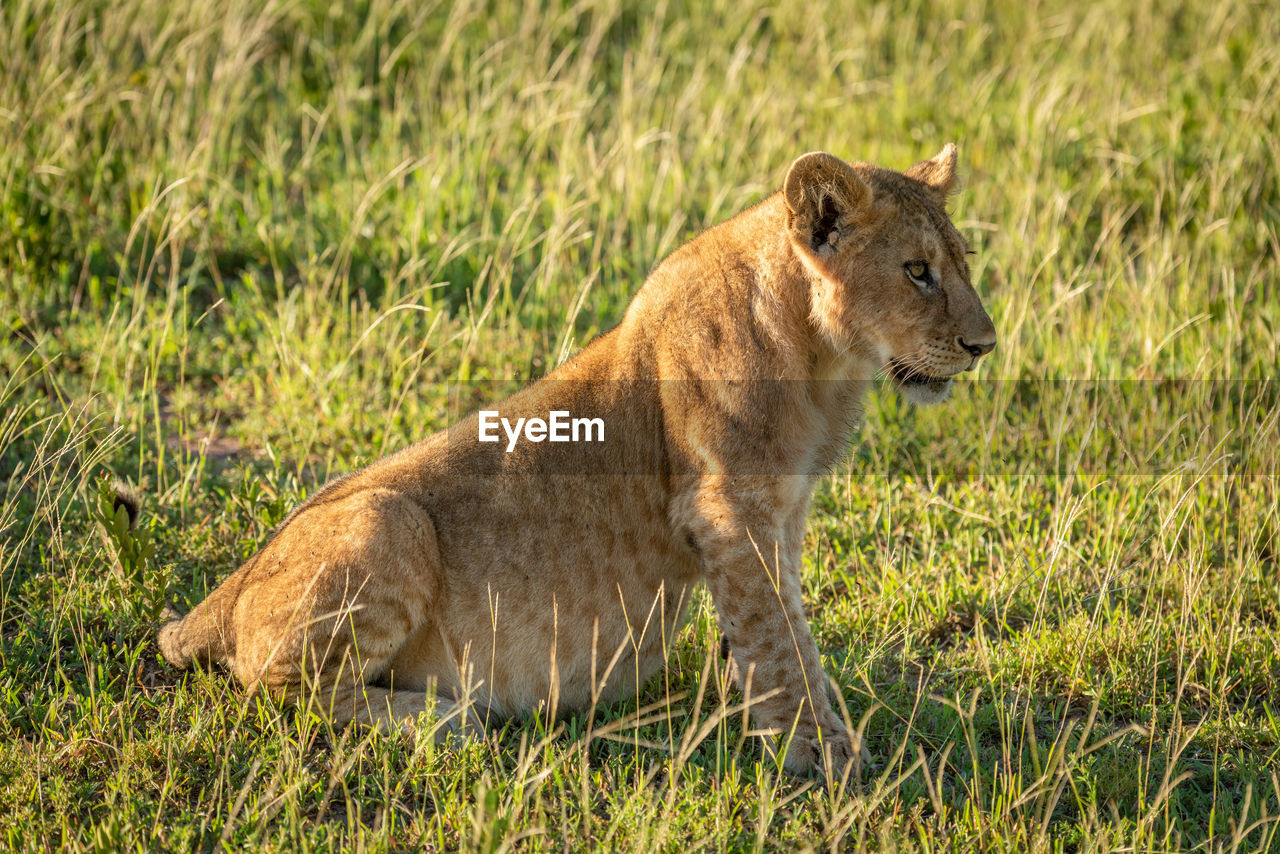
top-left (230, 488), bottom-right (453, 737)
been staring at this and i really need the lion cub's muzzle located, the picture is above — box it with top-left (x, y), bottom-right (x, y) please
top-left (888, 361), bottom-right (957, 388)
top-left (886, 333), bottom-right (994, 404)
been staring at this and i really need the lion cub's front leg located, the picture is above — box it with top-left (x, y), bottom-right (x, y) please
top-left (683, 478), bottom-right (860, 778)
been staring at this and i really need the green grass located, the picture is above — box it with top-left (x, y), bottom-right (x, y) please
top-left (2, 0), bottom-right (1279, 849)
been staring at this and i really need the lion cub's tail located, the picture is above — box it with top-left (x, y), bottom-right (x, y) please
top-left (116, 482), bottom-right (238, 670)
top-left (111, 479), bottom-right (142, 530)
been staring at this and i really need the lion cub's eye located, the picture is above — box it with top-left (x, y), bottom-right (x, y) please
top-left (905, 259), bottom-right (931, 285)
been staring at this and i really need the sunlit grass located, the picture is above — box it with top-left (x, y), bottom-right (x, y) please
top-left (1, 0), bottom-right (1278, 849)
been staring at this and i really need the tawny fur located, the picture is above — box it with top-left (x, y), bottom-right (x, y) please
top-left (155, 146), bottom-right (996, 776)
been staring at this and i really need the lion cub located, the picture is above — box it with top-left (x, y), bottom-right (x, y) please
top-left (155, 145), bottom-right (995, 776)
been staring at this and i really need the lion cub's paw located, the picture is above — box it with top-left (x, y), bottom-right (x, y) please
top-left (780, 729), bottom-right (869, 779)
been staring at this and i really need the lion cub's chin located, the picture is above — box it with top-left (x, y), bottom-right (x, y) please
top-left (893, 376), bottom-right (954, 406)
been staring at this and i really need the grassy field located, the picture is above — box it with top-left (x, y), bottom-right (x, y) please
top-left (2, 0), bottom-right (1279, 849)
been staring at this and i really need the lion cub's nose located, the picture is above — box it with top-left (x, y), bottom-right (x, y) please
top-left (958, 336), bottom-right (995, 358)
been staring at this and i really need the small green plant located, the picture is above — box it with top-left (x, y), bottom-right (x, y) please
top-left (94, 476), bottom-right (166, 624)
top-left (230, 467), bottom-right (294, 532)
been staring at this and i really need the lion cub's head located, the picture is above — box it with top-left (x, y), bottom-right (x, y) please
top-left (782, 145), bottom-right (996, 405)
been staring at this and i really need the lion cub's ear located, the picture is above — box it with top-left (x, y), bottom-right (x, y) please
top-left (905, 143), bottom-right (959, 200)
top-left (783, 152), bottom-right (873, 255)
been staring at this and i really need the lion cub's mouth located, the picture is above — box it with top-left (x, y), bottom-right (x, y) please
top-left (887, 362), bottom-right (955, 388)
